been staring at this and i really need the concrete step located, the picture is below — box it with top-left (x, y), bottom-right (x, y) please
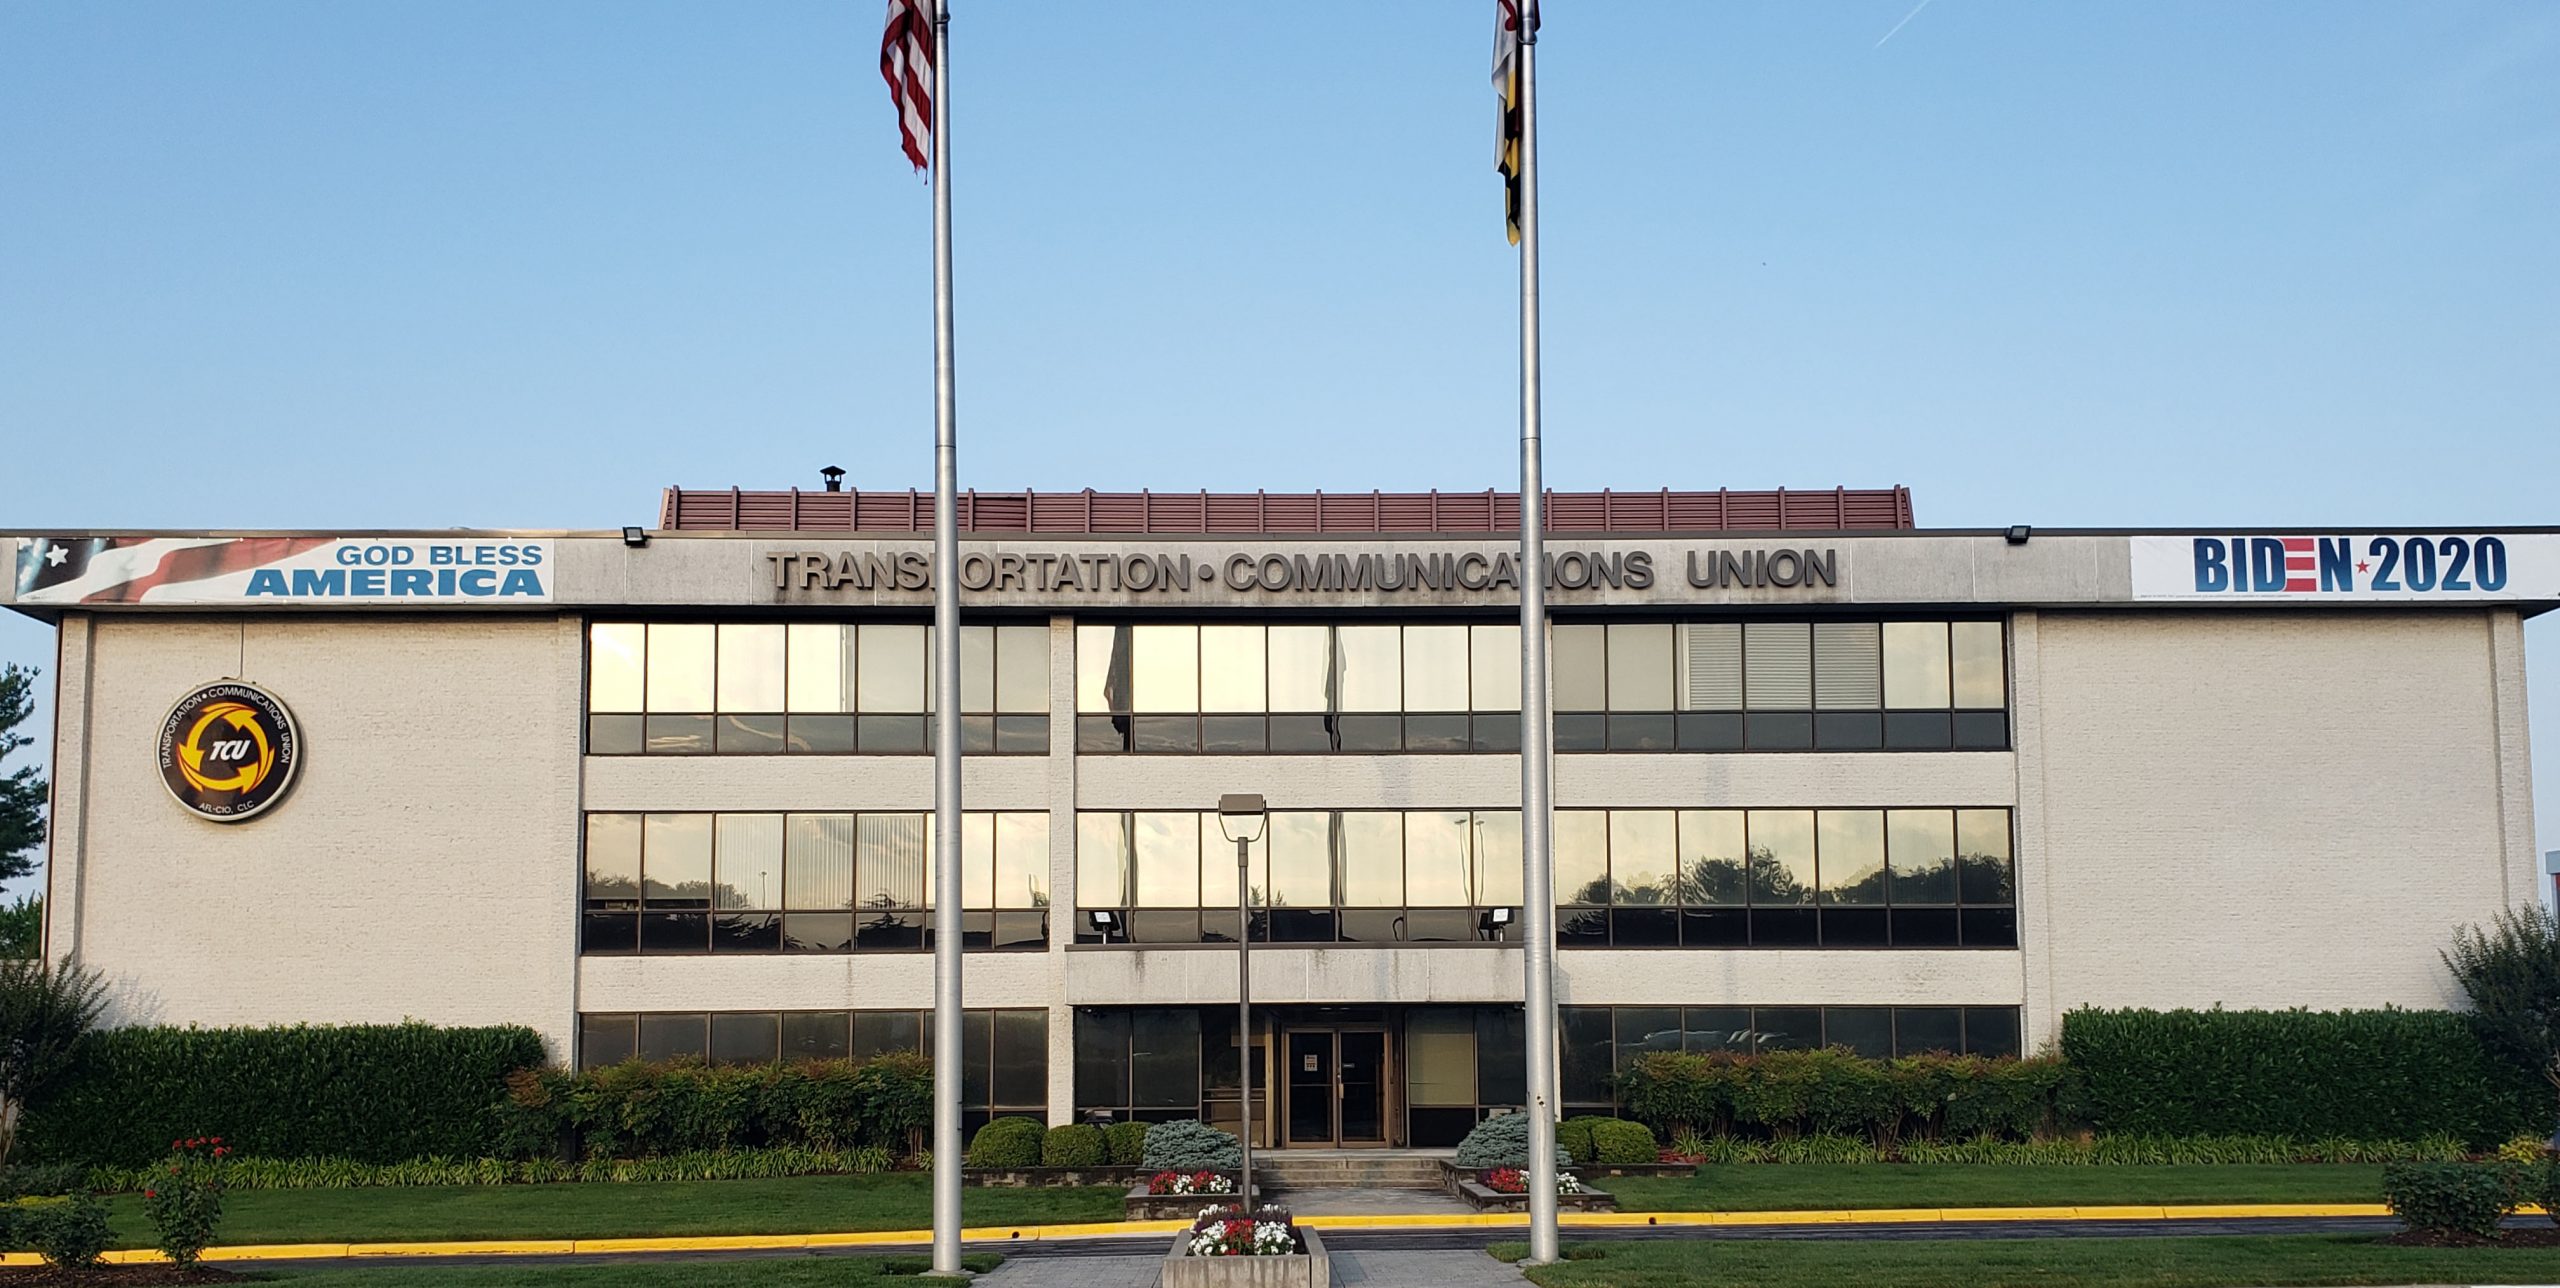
top-left (1252, 1156), bottom-right (1449, 1191)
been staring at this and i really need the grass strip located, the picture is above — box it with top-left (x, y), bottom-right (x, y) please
top-left (97, 1175), bottom-right (1120, 1249)
top-left (256, 1252), bottom-right (1004, 1286)
top-left (1606, 1163), bottom-right (2385, 1212)
top-left (1487, 1234), bottom-right (2560, 1288)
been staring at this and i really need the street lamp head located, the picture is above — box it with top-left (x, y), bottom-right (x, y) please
top-left (1216, 793), bottom-right (1269, 843)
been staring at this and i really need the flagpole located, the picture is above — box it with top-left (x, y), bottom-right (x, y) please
top-left (1514, 11), bottom-right (1563, 1269)
top-left (927, 0), bottom-right (965, 1277)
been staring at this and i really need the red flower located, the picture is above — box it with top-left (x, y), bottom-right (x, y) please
top-left (213, 1147), bottom-right (229, 1158)
top-left (209, 1137), bottom-right (222, 1146)
top-left (144, 1190), bottom-right (156, 1199)
top-left (171, 1139), bottom-right (183, 1149)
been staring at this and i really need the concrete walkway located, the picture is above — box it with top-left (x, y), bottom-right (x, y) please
top-left (1278, 1187), bottom-right (1474, 1217)
top-left (977, 1248), bottom-right (1528, 1287)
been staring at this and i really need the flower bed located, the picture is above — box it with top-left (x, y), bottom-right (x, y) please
top-left (1125, 1173), bottom-right (1260, 1221)
top-left (1438, 1161), bottom-right (1616, 1213)
top-left (1160, 1206), bottom-right (1326, 1288)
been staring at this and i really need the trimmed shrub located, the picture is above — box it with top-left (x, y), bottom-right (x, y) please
top-left (18, 1193), bottom-right (112, 1268)
top-left (1588, 1119), bottom-right (1658, 1165)
top-left (0, 1164), bottom-right (82, 1199)
top-left (2382, 1162), bottom-right (2518, 1238)
top-left (2064, 1007), bottom-right (2545, 1147)
top-left (1141, 1119), bottom-right (1241, 1171)
top-left (1453, 1112), bottom-right (1571, 1170)
top-left (1618, 1049), bottom-right (2064, 1145)
top-left (82, 1145), bottom-right (899, 1193)
top-left (23, 1023), bottom-right (545, 1168)
top-left (1041, 1124), bottom-right (1106, 1168)
top-left (1104, 1120), bottom-right (1149, 1166)
top-left (1557, 1117), bottom-right (1608, 1168)
top-left (499, 1052), bottom-right (934, 1161)
top-left (964, 1117), bottom-right (1045, 1169)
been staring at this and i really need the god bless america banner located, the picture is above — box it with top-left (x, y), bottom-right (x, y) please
top-left (14, 536), bottom-right (553, 605)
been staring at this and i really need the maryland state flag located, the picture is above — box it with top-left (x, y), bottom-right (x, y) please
top-left (1494, 0), bottom-right (1538, 245)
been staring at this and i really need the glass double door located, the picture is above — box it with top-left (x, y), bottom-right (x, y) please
top-left (1283, 1027), bottom-right (1389, 1147)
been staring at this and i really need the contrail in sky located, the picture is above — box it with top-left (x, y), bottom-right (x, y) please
top-left (1876, 0), bottom-right (1934, 48)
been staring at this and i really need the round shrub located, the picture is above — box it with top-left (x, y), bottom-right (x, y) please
top-left (1557, 1117), bottom-right (1609, 1168)
top-left (964, 1116), bottom-right (1046, 1169)
top-left (18, 1193), bottom-right (112, 1269)
top-left (2382, 1161), bottom-right (2518, 1238)
top-left (1589, 1119), bottom-right (1658, 1165)
top-left (1141, 1119), bottom-right (1241, 1170)
top-left (1104, 1120), bottom-right (1150, 1166)
top-left (1041, 1124), bottom-right (1107, 1168)
top-left (1453, 1112), bottom-right (1571, 1170)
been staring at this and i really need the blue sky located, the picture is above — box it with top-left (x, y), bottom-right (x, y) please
top-left (2, 1), bottom-right (2555, 887)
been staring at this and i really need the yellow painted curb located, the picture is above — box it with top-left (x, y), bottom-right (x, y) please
top-left (23, 1200), bottom-right (2426, 1266)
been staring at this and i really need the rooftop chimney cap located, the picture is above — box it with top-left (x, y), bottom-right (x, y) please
top-left (819, 466), bottom-right (846, 492)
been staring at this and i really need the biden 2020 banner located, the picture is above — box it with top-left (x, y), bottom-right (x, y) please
top-left (13, 536), bottom-right (553, 605)
top-left (2131, 534), bottom-right (2560, 603)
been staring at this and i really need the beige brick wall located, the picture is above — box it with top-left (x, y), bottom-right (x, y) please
top-left (2027, 609), bottom-right (2534, 1035)
top-left (50, 614), bottom-right (583, 1057)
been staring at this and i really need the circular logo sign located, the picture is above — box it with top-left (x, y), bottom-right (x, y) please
top-left (158, 682), bottom-right (300, 822)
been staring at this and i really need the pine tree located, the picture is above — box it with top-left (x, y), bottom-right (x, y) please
top-left (0, 664), bottom-right (43, 885)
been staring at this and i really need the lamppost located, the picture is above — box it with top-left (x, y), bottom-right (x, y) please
top-left (1215, 793), bottom-right (1268, 1207)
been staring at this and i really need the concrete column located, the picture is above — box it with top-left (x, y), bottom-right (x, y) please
top-left (2490, 609), bottom-right (2538, 909)
top-left (1044, 614), bottom-right (1079, 1125)
top-left (43, 614), bottom-right (94, 965)
top-left (2007, 611), bottom-right (2058, 1051)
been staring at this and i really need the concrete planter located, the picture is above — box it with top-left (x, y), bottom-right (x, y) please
top-left (1125, 1181), bottom-right (1262, 1221)
top-left (1438, 1163), bottom-right (1616, 1212)
top-left (1160, 1224), bottom-right (1327, 1288)
top-left (965, 1165), bottom-right (1149, 1188)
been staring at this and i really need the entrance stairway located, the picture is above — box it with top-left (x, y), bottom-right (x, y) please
top-left (1251, 1150), bottom-right (1451, 1196)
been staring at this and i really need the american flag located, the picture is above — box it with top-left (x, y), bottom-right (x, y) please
top-left (1494, 0), bottom-right (1537, 245)
top-left (882, 0), bottom-right (935, 170)
top-left (15, 535), bottom-right (335, 605)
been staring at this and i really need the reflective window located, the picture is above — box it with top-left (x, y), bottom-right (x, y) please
top-left (1266, 811), bottom-right (1334, 908)
top-left (1609, 811), bottom-right (1676, 905)
top-left (1748, 811), bottom-right (1816, 905)
top-left (1403, 627), bottom-right (1470, 711)
top-left (1678, 810), bottom-right (1747, 906)
top-left (590, 624), bottom-right (646, 712)
top-left (1338, 812), bottom-right (1405, 907)
top-left (1133, 811), bottom-right (1200, 906)
top-left (1816, 811), bottom-right (1887, 905)
top-left (858, 624), bottom-right (927, 713)
top-left (1606, 625), bottom-right (1675, 711)
top-left (1951, 621), bottom-right (2005, 709)
top-left (1473, 810), bottom-right (1524, 908)
top-left (1883, 622), bottom-right (1952, 709)
top-left (1199, 625), bottom-right (1266, 712)
top-left (717, 625), bottom-right (786, 712)
top-left (1552, 625), bottom-right (1607, 711)
top-left (586, 811), bottom-right (1044, 954)
top-left (1470, 625), bottom-right (1522, 712)
top-left (1555, 810), bottom-right (1610, 906)
top-left (1405, 811), bottom-right (1473, 906)
top-left (1131, 626), bottom-right (1198, 712)
top-left (593, 620), bottom-right (1047, 754)
top-left (646, 624), bottom-right (717, 711)
top-left (1888, 810), bottom-right (1959, 905)
top-left (1266, 626), bottom-right (1331, 712)
top-left (1333, 626), bottom-right (1401, 712)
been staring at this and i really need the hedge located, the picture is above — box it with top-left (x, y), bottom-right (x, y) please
top-left (1616, 1049), bottom-right (2067, 1143)
top-left (22, 1023), bottom-right (546, 1168)
top-left (501, 1052), bottom-right (932, 1160)
top-left (1104, 1121), bottom-right (1149, 1166)
top-left (2062, 1008), bottom-right (2545, 1147)
top-left (1041, 1124), bottom-right (1105, 1168)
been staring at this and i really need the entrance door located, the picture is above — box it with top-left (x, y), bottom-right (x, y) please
top-left (1283, 1027), bottom-right (1390, 1147)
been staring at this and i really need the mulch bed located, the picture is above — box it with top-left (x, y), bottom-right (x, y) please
top-left (0, 1268), bottom-right (246, 1286)
top-left (2382, 1225), bottom-right (2560, 1248)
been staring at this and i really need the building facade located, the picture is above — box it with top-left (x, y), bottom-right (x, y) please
top-left (10, 488), bottom-right (2552, 1149)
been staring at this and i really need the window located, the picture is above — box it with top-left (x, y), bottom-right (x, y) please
top-left (1076, 617), bottom-right (2005, 755)
top-left (1554, 807), bottom-right (2018, 949)
top-left (1078, 809), bottom-right (1527, 945)
top-left (1558, 1004), bottom-right (2027, 1111)
top-left (1071, 805), bottom-right (2013, 951)
top-left (577, 1008), bottom-right (1046, 1131)
top-left (583, 811), bottom-right (1050, 955)
top-left (587, 621), bottom-right (1049, 755)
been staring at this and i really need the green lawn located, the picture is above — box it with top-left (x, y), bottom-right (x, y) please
top-left (253, 1253), bottom-right (1002, 1286)
top-left (95, 1176), bottom-right (1119, 1249)
top-left (1489, 1235), bottom-right (2560, 1288)
top-left (1606, 1164), bottom-right (2386, 1211)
